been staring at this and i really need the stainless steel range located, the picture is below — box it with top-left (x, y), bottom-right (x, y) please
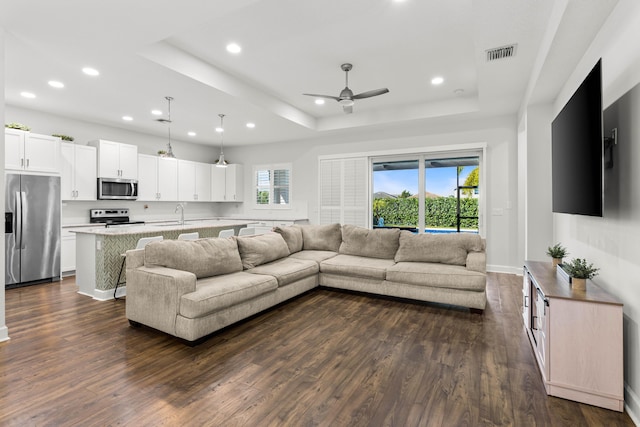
top-left (90, 208), bottom-right (145, 227)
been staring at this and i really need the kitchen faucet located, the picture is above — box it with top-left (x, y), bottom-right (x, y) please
top-left (175, 203), bottom-right (185, 225)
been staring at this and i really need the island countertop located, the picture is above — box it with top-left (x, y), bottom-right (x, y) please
top-left (72, 219), bottom-right (253, 236)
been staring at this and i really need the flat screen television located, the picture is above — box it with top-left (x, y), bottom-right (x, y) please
top-left (551, 59), bottom-right (603, 217)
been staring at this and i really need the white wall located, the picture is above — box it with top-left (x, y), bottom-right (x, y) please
top-left (523, 103), bottom-right (554, 262)
top-left (1, 26), bottom-right (8, 342)
top-left (220, 114), bottom-right (520, 273)
top-left (550, 0), bottom-right (640, 420)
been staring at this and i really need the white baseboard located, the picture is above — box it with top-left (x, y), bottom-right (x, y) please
top-left (0, 326), bottom-right (9, 343)
top-left (77, 287), bottom-right (126, 301)
top-left (487, 264), bottom-right (522, 275)
top-left (625, 383), bottom-right (640, 426)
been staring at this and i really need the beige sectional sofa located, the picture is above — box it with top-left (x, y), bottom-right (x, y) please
top-left (125, 223), bottom-right (486, 343)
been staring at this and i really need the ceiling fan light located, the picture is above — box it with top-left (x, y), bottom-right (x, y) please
top-left (339, 98), bottom-right (354, 107)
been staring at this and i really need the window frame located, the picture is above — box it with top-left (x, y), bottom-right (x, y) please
top-left (252, 163), bottom-right (293, 209)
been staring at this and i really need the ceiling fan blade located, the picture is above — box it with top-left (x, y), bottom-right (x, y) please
top-left (303, 93), bottom-right (341, 101)
top-left (343, 105), bottom-right (353, 114)
top-left (352, 88), bottom-right (389, 99)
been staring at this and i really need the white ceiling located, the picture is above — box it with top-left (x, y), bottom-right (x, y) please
top-left (1, 0), bottom-right (618, 147)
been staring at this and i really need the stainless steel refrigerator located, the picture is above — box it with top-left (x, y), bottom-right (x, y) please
top-left (5, 173), bottom-right (61, 288)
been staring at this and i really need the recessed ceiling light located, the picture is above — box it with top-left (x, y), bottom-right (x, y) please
top-left (246, 122), bottom-right (255, 129)
top-left (215, 126), bottom-right (224, 133)
top-left (151, 110), bottom-right (162, 116)
top-left (226, 43), bottom-right (242, 54)
top-left (315, 99), bottom-right (325, 105)
top-left (48, 80), bottom-right (64, 89)
top-left (122, 116), bottom-right (133, 121)
top-left (20, 91), bottom-right (36, 99)
top-left (188, 131), bottom-right (196, 137)
top-left (431, 76), bottom-right (444, 85)
top-left (82, 67), bottom-right (100, 76)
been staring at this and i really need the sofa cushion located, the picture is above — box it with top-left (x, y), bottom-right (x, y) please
top-left (273, 225), bottom-right (304, 254)
top-left (248, 257), bottom-right (319, 287)
top-left (339, 225), bottom-right (400, 259)
top-left (386, 262), bottom-right (486, 291)
top-left (300, 223), bottom-right (342, 252)
top-left (320, 254), bottom-right (396, 280)
top-left (180, 272), bottom-right (278, 319)
top-left (236, 232), bottom-right (291, 269)
top-left (144, 238), bottom-right (242, 279)
top-left (289, 250), bottom-right (338, 264)
top-left (394, 232), bottom-right (483, 266)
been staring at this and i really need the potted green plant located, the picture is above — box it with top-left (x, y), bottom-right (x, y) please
top-left (5, 122), bottom-right (30, 131)
top-left (546, 243), bottom-right (568, 267)
top-left (52, 134), bottom-right (74, 142)
top-left (564, 258), bottom-right (599, 291)
top-left (157, 150), bottom-right (167, 157)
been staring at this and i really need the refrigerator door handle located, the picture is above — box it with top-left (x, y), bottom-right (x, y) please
top-left (19, 191), bottom-right (27, 249)
top-left (14, 191), bottom-right (22, 247)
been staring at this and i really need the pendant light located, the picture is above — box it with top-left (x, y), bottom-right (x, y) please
top-left (157, 96), bottom-right (176, 158)
top-left (215, 113), bottom-right (229, 168)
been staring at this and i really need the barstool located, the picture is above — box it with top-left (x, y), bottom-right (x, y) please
top-left (114, 235), bottom-right (163, 299)
top-left (218, 229), bottom-right (235, 238)
top-left (178, 232), bottom-right (199, 240)
top-left (238, 227), bottom-right (256, 236)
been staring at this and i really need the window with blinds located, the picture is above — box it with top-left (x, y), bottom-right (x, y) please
top-left (318, 157), bottom-right (368, 227)
top-left (254, 164), bottom-right (291, 207)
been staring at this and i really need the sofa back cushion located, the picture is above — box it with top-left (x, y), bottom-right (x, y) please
top-left (236, 232), bottom-right (291, 269)
top-left (144, 238), bottom-right (243, 279)
top-left (394, 231), bottom-right (483, 266)
top-left (339, 225), bottom-right (400, 259)
top-left (273, 225), bottom-right (304, 254)
top-left (299, 223), bottom-right (342, 252)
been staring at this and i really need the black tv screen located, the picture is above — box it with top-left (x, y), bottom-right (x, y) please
top-left (551, 59), bottom-right (603, 217)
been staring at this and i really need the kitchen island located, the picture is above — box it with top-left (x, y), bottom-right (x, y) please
top-left (73, 220), bottom-right (252, 300)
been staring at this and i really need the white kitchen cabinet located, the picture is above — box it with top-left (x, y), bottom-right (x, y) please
top-left (61, 229), bottom-right (76, 274)
top-left (89, 139), bottom-right (138, 179)
top-left (138, 154), bottom-right (178, 201)
top-left (5, 129), bottom-right (61, 173)
top-left (61, 143), bottom-right (97, 200)
top-left (211, 164), bottom-right (243, 202)
top-left (178, 160), bottom-right (211, 201)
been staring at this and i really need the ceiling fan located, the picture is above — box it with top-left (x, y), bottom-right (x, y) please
top-left (303, 63), bottom-right (389, 114)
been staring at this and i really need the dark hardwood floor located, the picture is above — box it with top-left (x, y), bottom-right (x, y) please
top-left (1, 273), bottom-right (635, 426)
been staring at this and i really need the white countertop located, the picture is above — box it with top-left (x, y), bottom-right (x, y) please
top-left (71, 219), bottom-right (253, 235)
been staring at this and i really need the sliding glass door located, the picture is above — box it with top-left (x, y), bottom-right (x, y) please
top-left (372, 154), bottom-right (480, 234)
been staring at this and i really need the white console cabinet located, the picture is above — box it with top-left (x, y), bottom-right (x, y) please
top-left (522, 261), bottom-right (623, 412)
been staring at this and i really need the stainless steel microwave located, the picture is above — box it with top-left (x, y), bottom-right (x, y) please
top-left (97, 178), bottom-right (138, 200)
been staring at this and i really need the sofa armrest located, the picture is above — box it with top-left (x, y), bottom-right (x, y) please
top-left (125, 248), bottom-right (145, 271)
top-left (466, 251), bottom-right (486, 274)
top-left (125, 266), bottom-right (197, 335)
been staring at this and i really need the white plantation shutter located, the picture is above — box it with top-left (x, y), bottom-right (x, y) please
top-left (319, 157), bottom-right (368, 227)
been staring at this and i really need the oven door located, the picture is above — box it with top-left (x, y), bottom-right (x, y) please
top-left (97, 178), bottom-right (138, 200)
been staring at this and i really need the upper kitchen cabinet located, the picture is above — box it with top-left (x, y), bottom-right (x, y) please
top-left (178, 160), bottom-right (211, 202)
top-left (211, 164), bottom-right (243, 202)
top-left (88, 139), bottom-right (138, 179)
top-left (138, 154), bottom-right (178, 201)
top-left (5, 128), bottom-right (61, 174)
top-left (61, 142), bottom-right (97, 200)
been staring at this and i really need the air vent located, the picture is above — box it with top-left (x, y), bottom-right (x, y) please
top-left (486, 44), bottom-right (517, 62)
